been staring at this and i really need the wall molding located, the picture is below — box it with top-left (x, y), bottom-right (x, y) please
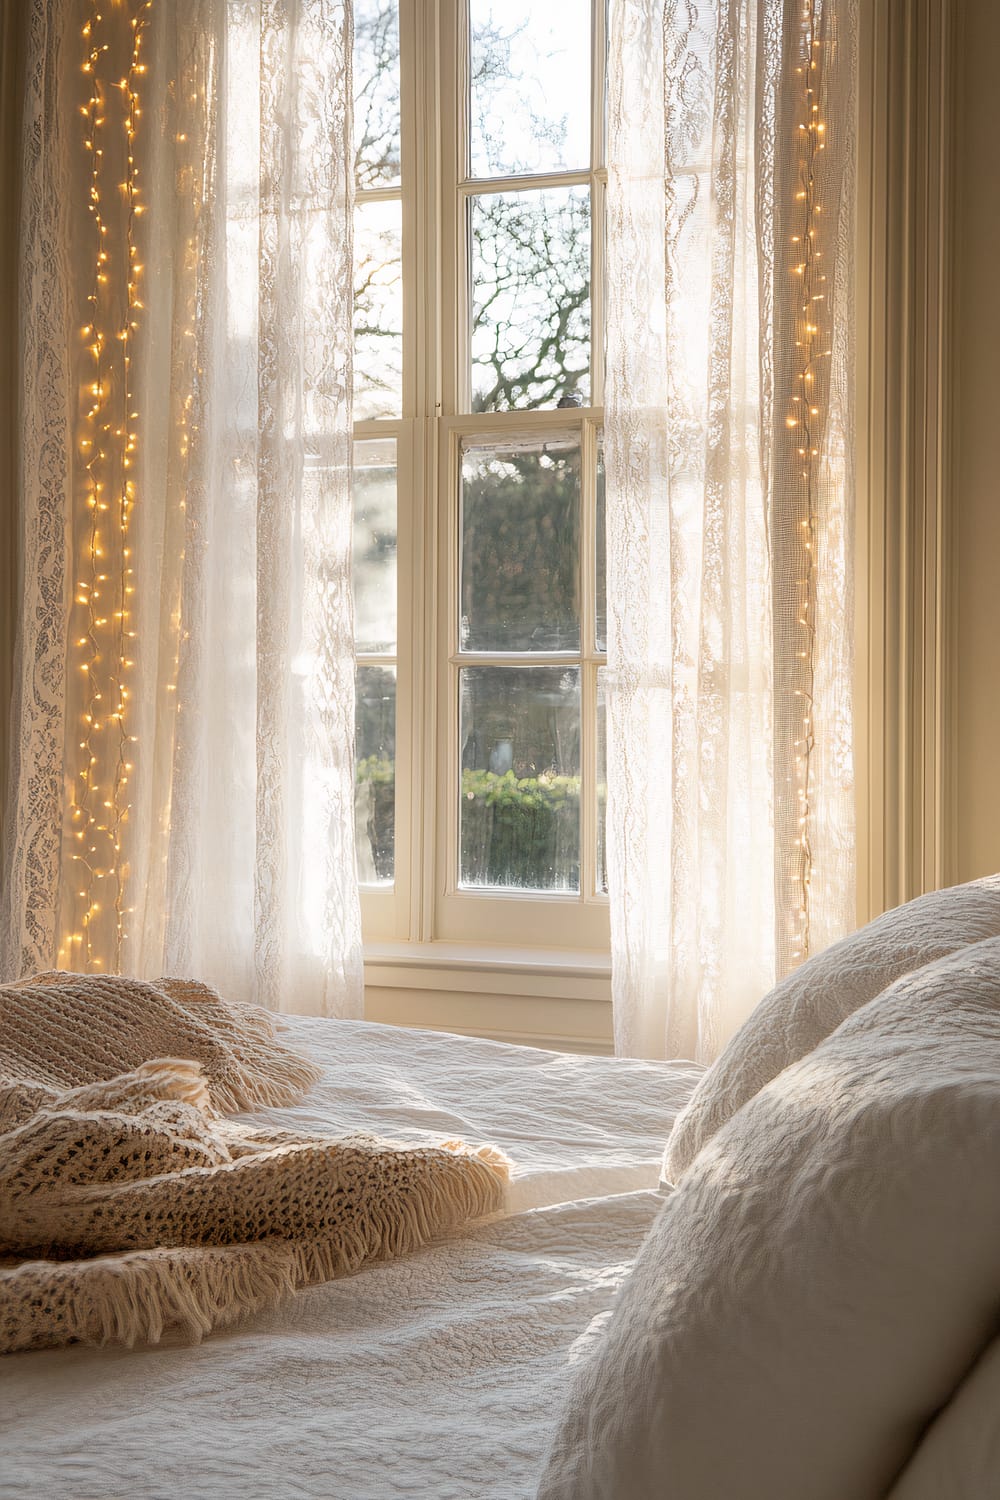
top-left (856, 0), bottom-right (959, 922)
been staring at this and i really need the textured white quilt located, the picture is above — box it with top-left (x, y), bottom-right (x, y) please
top-left (0, 1020), bottom-right (701, 1500)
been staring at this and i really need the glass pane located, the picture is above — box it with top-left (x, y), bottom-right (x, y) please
top-left (595, 438), bottom-right (606, 652)
top-left (356, 665), bottom-right (396, 883)
top-left (459, 666), bottom-right (580, 892)
top-left (596, 666), bottom-right (608, 894)
top-left (461, 437), bottom-right (579, 652)
top-left (471, 186), bottom-right (590, 412)
top-left (354, 198), bottom-right (403, 420)
top-left (354, 0), bottom-right (401, 188)
top-left (353, 439), bottom-right (397, 654)
top-left (469, 0), bottom-right (591, 178)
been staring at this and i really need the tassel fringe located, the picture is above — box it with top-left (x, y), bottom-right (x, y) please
top-left (208, 1043), bottom-right (324, 1115)
top-left (1, 1140), bottom-right (511, 1354)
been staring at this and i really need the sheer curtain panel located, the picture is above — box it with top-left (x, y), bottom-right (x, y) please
top-left (0, 0), bottom-right (25, 860)
top-left (605, 0), bottom-right (856, 1060)
top-left (1, 0), bottom-right (363, 1017)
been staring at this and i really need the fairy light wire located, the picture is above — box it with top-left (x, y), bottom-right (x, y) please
top-left (65, 8), bottom-right (112, 969)
top-left (109, 2), bottom-right (152, 958)
top-left (787, 2), bottom-right (830, 962)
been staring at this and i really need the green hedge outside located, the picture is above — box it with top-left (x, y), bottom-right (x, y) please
top-left (459, 768), bottom-right (580, 890)
top-left (356, 757), bottom-right (594, 890)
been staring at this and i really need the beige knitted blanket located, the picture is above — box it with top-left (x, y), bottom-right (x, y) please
top-left (0, 974), bottom-right (510, 1355)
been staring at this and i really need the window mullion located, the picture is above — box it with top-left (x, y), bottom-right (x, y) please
top-left (441, 427), bottom-right (460, 902)
top-left (457, 169), bottom-right (592, 197)
top-left (442, 408), bottom-right (602, 438)
top-left (399, 0), bottom-right (443, 943)
top-left (592, 0), bottom-right (607, 170)
top-left (411, 413), bottom-right (435, 943)
top-left (451, 653), bottom-right (585, 668)
top-left (438, 0), bottom-right (467, 419)
top-left (438, 0), bottom-right (465, 915)
top-left (355, 185), bottom-right (404, 207)
top-left (580, 417), bottom-right (598, 903)
top-left (591, 175), bottom-right (606, 409)
top-left (353, 417), bottom-right (407, 440)
top-left (591, 0), bottom-right (607, 410)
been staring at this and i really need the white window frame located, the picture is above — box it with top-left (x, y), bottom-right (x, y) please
top-left (359, 0), bottom-right (613, 1018)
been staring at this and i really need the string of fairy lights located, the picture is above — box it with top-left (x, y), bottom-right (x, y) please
top-left (787, 2), bottom-right (830, 961)
top-left (59, 1), bottom-right (152, 972)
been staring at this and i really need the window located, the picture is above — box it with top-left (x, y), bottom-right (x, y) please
top-left (353, 0), bottom-right (610, 962)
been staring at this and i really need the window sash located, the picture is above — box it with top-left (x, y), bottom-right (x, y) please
top-left (357, 0), bottom-right (611, 955)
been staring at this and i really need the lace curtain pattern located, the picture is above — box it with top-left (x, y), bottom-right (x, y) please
top-left (605, 0), bottom-right (856, 1060)
top-left (1, 0), bottom-right (363, 1017)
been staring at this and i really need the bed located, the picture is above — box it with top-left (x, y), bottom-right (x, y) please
top-left (7, 876), bottom-right (1000, 1500)
top-left (0, 1017), bottom-right (703, 1500)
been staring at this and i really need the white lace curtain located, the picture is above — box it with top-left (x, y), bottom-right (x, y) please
top-left (605, 0), bottom-right (856, 1060)
top-left (1, 0), bottom-right (363, 1016)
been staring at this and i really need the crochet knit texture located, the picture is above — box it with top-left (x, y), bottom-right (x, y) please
top-left (0, 974), bottom-right (510, 1354)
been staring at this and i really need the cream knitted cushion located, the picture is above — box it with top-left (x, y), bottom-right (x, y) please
top-left (663, 874), bottom-right (1000, 1183)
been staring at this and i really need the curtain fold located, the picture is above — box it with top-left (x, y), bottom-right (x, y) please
top-left (0, 0), bottom-right (26, 864)
top-left (1, 0), bottom-right (363, 1018)
top-left (606, 0), bottom-right (856, 1061)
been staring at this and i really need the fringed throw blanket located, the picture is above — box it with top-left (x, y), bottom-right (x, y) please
top-left (0, 974), bottom-right (510, 1354)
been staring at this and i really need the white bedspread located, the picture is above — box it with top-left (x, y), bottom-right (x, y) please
top-left (0, 1020), bottom-right (701, 1500)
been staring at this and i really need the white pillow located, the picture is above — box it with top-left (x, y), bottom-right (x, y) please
top-left (663, 874), bottom-right (1000, 1183)
top-left (537, 939), bottom-right (1000, 1500)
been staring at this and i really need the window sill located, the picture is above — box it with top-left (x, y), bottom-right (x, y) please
top-left (363, 939), bottom-right (611, 981)
top-left (362, 941), bottom-right (613, 1053)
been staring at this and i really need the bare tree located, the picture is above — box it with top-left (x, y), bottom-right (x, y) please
top-left (353, 1), bottom-right (591, 417)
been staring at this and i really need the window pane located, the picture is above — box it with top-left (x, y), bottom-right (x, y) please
top-left (354, 198), bottom-right (403, 420)
top-left (459, 666), bottom-right (580, 892)
top-left (471, 186), bottom-right (590, 411)
top-left (353, 439), bottom-right (397, 654)
top-left (595, 438), bottom-right (606, 652)
top-left (460, 437), bottom-right (580, 652)
top-left (354, 0), bottom-right (401, 188)
top-left (356, 665), bottom-right (396, 883)
top-left (469, 0), bottom-right (591, 178)
top-left (596, 665), bottom-right (608, 894)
